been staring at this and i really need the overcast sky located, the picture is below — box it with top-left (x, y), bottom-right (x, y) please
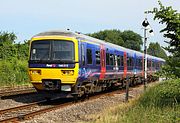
top-left (0, 0), bottom-right (179, 48)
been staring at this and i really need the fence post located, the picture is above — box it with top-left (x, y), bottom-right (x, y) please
top-left (125, 77), bottom-right (129, 102)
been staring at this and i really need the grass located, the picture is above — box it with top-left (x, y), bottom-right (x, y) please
top-left (86, 79), bottom-right (180, 123)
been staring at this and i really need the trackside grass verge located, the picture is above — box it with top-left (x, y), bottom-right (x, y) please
top-left (86, 79), bottom-right (180, 123)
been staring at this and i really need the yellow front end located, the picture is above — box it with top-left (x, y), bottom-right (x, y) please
top-left (28, 36), bottom-right (79, 91)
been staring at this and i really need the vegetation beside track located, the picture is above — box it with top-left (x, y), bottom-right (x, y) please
top-left (0, 60), bottom-right (30, 86)
top-left (90, 79), bottom-right (180, 123)
top-left (0, 31), bottom-right (30, 86)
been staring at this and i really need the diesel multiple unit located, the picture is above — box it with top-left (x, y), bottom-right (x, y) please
top-left (28, 30), bottom-right (165, 98)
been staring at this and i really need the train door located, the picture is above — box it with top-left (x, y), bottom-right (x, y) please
top-left (114, 51), bottom-right (119, 72)
top-left (133, 53), bottom-right (137, 75)
top-left (123, 52), bottom-right (127, 78)
top-left (142, 55), bottom-right (144, 77)
top-left (150, 59), bottom-right (152, 74)
top-left (80, 42), bottom-right (86, 67)
top-left (78, 40), bottom-right (86, 78)
top-left (114, 51), bottom-right (119, 79)
top-left (100, 44), bottom-right (106, 79)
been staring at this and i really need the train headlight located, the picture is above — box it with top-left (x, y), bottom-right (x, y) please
top-left (61, 70), bottom-right (74, 76)
top-left (29, 70), bottom-right (41, 75)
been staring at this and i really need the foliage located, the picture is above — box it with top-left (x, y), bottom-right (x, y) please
top-left (152, 1), bottom-right (180, 54)
top-left (15, 40), bottom-right (29, 60)
top-left (148, 0), bottom-right (180, 78)
top-left (121, 30), bottom-right (142, 51)
top-left (0, 31), bottom-right (29, 86)
top-left (0, 31), bottom-right (17, 44)
top-left (0, 32), bottom-right (17, 60)
top-left (89, 29), bottom-right (143, 51)
top-left (0, 60), bottom-right (30, 86)
top-left (157, 56), bottom-right (180, 79)
top-left (139, 79), bottom-right (180, 107)
top-left (0, 32), bottom-right (29, 61)
top-left (89, 29), bottom-right (124, 47)
top-left (147, 42), bottom-right (167, 59)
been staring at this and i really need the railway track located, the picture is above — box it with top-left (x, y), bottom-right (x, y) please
top-left (0, 86), bottom-right (36, 98)
top-left (0, 86), bottom-right (133, 123)
top-left (0, 97), bottom-right (74, 123)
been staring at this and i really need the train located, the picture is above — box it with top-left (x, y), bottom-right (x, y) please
top-left (28, 30), bottom-right (165, 98)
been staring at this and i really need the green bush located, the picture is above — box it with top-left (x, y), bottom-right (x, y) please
top-left (139, 79), bottom-right (180, 107)
top-left (0, 31), bottom-right (29, 86)
top-left (0, 59), bottom-right (30, 86)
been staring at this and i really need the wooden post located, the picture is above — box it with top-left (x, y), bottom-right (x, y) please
top-left (125, 77), bottom-right (129, 102)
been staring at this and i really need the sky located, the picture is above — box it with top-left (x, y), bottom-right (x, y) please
top-left (0, 0), bottom-right (179, 49)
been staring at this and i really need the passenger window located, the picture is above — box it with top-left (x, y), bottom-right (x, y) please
top-left (106, 53), bottom-right (110, 65)
top-left (139, 59), bottom-right (141, 67)
top-left (121, 56), bottom-right (124, 66)
top-left (130, 57), bottom-right (133, 66)
top-left (136, 59), bottom-right (139, 67)
top-left (129, 58), bottom-right (132, 66)
top-left (152, 61), bottom-right (155, 67)
top-left (127, 57), bottom-right (130, 66)
top-left (117, 55), bottom-right (120, 66)
top-left (127, 57), bottom-right (133, 67)
top-left (96, 51), bottom-right (100, 65)
top-left (87, 49), bottom-right (92, 64)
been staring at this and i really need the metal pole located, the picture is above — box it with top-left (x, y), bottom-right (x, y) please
top-left (144, 28), bottom-right (147, 90)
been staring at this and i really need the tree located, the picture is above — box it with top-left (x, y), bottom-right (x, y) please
top-left (0, 32), bottom-right (17, 60)
top-left (0, 31), bottom-right (17, 44)
top-left (147, 42), bottom-right (167, 59)
top-left (121, 30), bottom-right (142, 51)
top-left (15, 40), bottom-right (29, 60)
top-left (89, 29), bottom-right (124, 46)
top-left (89, 29), bottom-right (143, 51)
top-left (148, 0), bottom-right (180, 78)
top-left (0, 31), bottom-right (29, 60)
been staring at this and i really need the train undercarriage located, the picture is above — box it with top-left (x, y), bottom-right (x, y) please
top-left (33, 74), bottom-right (158, 100)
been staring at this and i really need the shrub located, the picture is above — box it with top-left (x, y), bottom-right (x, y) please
top-left (139, 79), bottom-right (180, 107)
top-left (0, 59), bottom-right (30, 86)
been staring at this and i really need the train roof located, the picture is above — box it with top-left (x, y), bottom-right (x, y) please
top-left (33, 30), bottom-right (165, 62)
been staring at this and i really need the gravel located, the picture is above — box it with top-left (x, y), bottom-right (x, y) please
top-left (23, 85), bottom-right (146, 123)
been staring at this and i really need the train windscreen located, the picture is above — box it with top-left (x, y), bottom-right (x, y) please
top-left (30, 40), bottom-right (75, 61)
